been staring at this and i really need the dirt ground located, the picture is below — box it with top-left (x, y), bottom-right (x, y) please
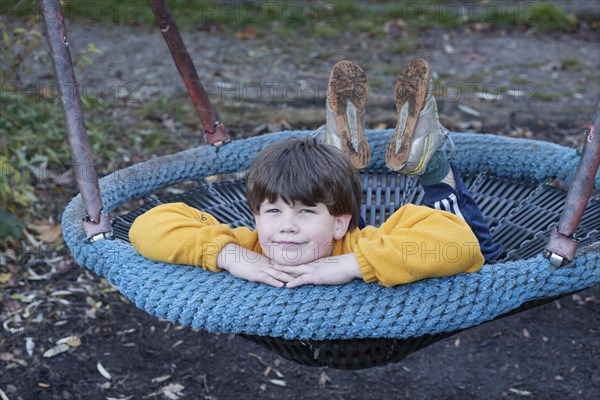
top-left (2, 1), bottom-right (600, 399)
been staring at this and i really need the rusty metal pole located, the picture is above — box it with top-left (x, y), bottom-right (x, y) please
top-left (544, 99), bottom-right (600, 267)
top-left (42, 0), bottom-right (113, 241)
top-left (148, 0), bottom-right (230, 145)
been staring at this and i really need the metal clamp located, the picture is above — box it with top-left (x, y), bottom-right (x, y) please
top-left (542, 249), bottom-right (568, 269)
top-left (208, 121), bottom-right (231, 147)
top-left (84, 230), bottom-right (114, 244)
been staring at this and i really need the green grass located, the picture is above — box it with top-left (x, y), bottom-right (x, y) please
top-left (529, 3), bottom-right (577, 32)
top-left (561, 57), bottom-right (582, 71)
top-left (530, 91), bottom-right (558, 101)
top-left (482, 2), bottom-right (577, 32)
top-left (391, 37), bottom-right (416, 55)
top-left (510, 77), bottom-right (530, 85)
top-left (1, 1), bottom-right (577, 35)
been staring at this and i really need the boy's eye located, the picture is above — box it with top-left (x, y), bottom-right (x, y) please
top-left (264, 208), bottom-right (280, 214)
top-left (300, 209), bottom-right (316, 214)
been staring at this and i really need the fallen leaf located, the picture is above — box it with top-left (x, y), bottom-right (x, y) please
top-left (383, 18), bottom-right (406, 38)
top-left (97, 362), bottom-right (112, 380)
top-left (234, 27), bottom-right (257, 40)
top-left (162, 117), bottom-right (177, 134)
top-left (160, 383), bottom-right (185, 400)
top-left (11, 358), bottom-right (27, 367)
top-left (25, 265), bottom-right (52, 281)
top-left (22, 228), bottom-right (38, 246)
top-left (50, 290), bottom-right (74, 297)
top-left (454, 338), bottom-right (461, 348)
top-left (471, 22), bottom-right (492, 32)
top-left (318, 371), bottom-right (330, 388)
top-left (508, 387), bottom-right (532, 396)
top-left (476, 92), bottom-right (502, 102)
top-left (506, 89), bottom-right (525, 98)
top-left (26, 337), bottom-right (35, 356)
top-left (58, 335), bottom-right (81, 347)
top-left (457, 104), bottom-right (480, 117)
top-left (267, 119), bottom-right (292, 133)
top-left (28, 223), bottom-right (62, 243)
top-left (267, 121), bottom-right (283, 132)
top-left (0, 273), bottom-right (11, 283)
top-left (585, 296), bottom-right (598, 303)
top-left (151, 375), bottom-right (171, 383)
top-left (50, 167), bottom-right (74, 186)
top-left (42, 343), bottom-right (69, 358)
top-left (522, 328), bottom-right (530, 338)
top-left (268, 379), bottom-right (287, 387)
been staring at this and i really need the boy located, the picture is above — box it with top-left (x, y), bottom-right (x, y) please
top-left (130, 59), bottom-right (500, 288)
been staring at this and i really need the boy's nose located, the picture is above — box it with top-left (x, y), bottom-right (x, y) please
top-left (278, 216), bottom-right (299, 233)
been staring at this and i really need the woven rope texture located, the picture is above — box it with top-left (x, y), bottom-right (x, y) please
top-left (62, 131), bottom-right (600, 340)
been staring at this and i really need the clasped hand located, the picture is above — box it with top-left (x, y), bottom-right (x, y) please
top-left (218, 244), bottom-right (361, 288)
top-left (272, 253), bottom-right (362, 288)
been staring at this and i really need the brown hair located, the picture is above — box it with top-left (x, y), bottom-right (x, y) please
top-left (246, 136), bottom-right (362, 230)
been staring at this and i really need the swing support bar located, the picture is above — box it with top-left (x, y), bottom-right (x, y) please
top-left (41, 0), bottom-right (113, 240)
top-left (544, 99), bottom-right (600, 267)
top-left (148, 0), bottom-right (230, 145)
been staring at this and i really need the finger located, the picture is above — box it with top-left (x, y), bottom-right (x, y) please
top-left (273, 264), bottom-right (312, 275)
top-left (256, 273), bottom-right (285, 288)
top-left (286, 275), bottom-right (314, 288)
top-left (264, 268), bottom-right (296, 283)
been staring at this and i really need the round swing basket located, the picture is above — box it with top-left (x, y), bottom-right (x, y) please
top-left (62, 131), bottom-right (600, 369)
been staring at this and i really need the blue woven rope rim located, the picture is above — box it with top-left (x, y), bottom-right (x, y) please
top-left (62, 131), bottom-right (600, 340)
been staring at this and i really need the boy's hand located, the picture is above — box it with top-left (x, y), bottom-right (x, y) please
top-left (273, 253), bottom-right (362, 288)
top-left (217, 244), bottom-right (295, 288)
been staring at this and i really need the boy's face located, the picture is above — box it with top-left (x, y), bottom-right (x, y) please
top-left (254, 198), bottom-right (351, 266)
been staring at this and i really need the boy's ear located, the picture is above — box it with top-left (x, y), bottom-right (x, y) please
top-left (333, 214), bottom-right (353, 240)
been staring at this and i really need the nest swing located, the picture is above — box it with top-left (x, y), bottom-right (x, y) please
top-left (43, 0), bottom-right (600, 370)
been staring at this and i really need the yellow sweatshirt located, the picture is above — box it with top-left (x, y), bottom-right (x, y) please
top-left (129, 202), bottom-right (484, 287)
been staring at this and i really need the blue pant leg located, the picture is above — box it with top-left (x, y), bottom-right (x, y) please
top-left (358, 214), bottom-right (366, 229)
top-left (421, 163), bottom-right (503, 263)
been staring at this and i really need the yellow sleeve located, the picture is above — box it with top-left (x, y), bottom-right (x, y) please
top-left (129, 202), bottom-right (258, 272)
top-left (352, 204), bottom-right (484, 287)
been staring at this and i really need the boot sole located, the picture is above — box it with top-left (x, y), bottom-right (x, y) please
top-left (386, 59), bottom-right (431, 171)
top-left (328, 60), bottom-right (370, 169)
